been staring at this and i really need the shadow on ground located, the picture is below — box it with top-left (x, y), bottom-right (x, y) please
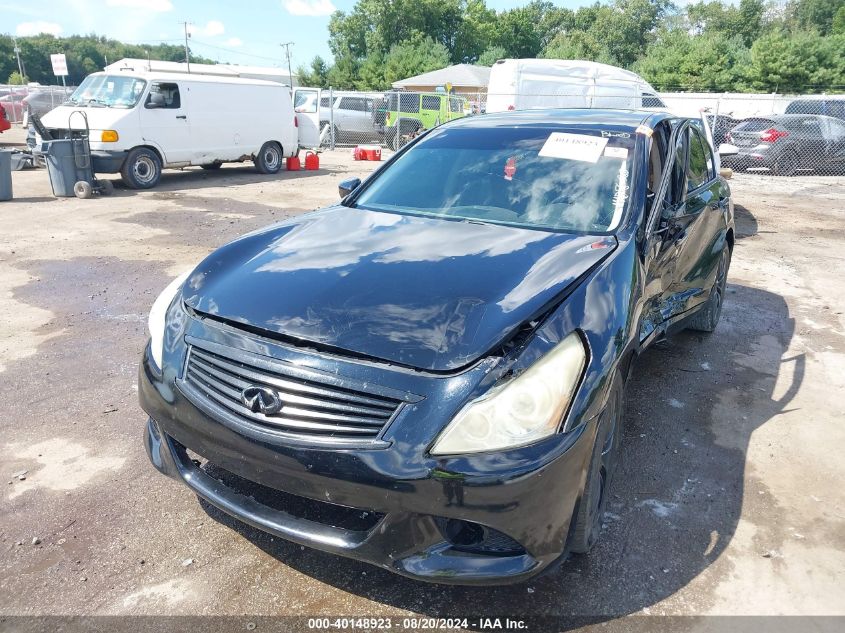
top-left (98, 163), bottom-right (340, 194)
top-left (200, 276), bottom-right (802, 619)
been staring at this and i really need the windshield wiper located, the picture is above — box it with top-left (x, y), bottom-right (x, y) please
top-left (87, 98), bottom-right (107, 108)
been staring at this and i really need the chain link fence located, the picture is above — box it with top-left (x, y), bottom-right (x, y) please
top-left (0, 84), bottom-right (76, 125)
top-left (294, 88), bottom-right (845, 177)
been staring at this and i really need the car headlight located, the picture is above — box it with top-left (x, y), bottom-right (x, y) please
top-left (147, 271), bottom-right (191, 371)
top-left (430, 332), bottom-right (587, 455)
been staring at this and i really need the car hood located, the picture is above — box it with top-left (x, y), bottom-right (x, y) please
top-left (183, 206), bottom-right (615, 372)
top-left (41, 105), bottom-right (131, 130)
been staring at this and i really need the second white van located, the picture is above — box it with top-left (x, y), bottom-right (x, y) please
top-left (486, 59), bottom-right (666, 113)
top-left (41, 71), bottom-right (317, 189)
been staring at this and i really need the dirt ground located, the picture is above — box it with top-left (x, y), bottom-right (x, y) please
top-left (1, 147), bottom-right (844, 624)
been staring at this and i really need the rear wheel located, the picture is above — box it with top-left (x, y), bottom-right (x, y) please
top-left (688, 245), bottom-right (731, 333)
top-left (569, 371), bottom-right (624, 554)
top-left (98, 179), bottom-right (114, 196)
top-left (255, 141), bottom-right (283, 174)
top-left (121, 147), bottom-right (162, 189)
top-left (773, 151), bottom-right (799, 176)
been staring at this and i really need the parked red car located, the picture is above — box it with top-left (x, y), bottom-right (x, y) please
top-left (0, 104), bottom-right (11, 133)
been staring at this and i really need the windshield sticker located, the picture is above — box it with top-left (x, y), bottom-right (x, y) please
top-left (538, 133), bottom-right (608, 163)
top-left (602, 130), bottom-right (631, 138)
top-left (609, 159), bottom-right (629, 229)
top-left (636, 125), bottom-right (654, 137)
top-left (504, 156), bottom-right (517, 181)
top-left (604, 146), bottom-right (629, 159)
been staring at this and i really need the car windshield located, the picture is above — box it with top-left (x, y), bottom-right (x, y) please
top-left (353, 126), bottom-right (635, 233)
top-left (67, 75), bottom-right (147, 108)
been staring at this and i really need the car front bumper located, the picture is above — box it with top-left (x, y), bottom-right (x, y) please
top-left (139, 336), bottom-right (598, 585)
top-left (90, 150), bottom-right (126, 174)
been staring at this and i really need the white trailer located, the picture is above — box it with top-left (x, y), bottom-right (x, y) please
top-left (486, 59), bottom-right (666, 113)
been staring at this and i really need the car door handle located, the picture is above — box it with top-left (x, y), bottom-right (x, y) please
top-left (176, 115), bottom-right (187, 120)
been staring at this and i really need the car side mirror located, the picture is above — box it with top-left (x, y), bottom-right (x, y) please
top-left (338, 177), bottom-right (361, 199)
top-left (718, 143), bottom-right (739, 157)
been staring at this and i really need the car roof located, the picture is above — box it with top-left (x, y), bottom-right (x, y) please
top-left (765, 113), bottom-right (840, 122)
top-left (446, 108), bottom-right (669, 132)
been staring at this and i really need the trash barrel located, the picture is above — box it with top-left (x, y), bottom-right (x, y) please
top-left (42, 139), bottom-right (94, 198)
top-left (0, 150), bottom-right (12, 201)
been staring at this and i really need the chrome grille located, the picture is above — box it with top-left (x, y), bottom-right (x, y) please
top-left (181, 342), bottom-right (403, 441)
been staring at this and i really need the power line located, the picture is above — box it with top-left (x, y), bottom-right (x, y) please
top-left (188, 38), bottom-right (288, 63)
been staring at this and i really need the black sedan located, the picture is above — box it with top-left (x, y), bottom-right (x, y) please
top-left (139, 109), bottom-right (734, 585)
top-left (724, 113), bottom-right (845, 175)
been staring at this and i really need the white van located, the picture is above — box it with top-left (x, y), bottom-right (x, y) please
top-left (486, 59), bottom-right (666, 113)
top-left (40, 71), bottom-right (318, 189)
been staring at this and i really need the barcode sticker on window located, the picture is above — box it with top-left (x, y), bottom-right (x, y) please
top-left (538, 133), bottom-right (608, 163)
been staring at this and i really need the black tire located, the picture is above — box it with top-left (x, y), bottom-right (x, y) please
top-left (569, 371), bottom-right (624, 554)
top-left (98, 179), bottom-right (114, 196)
top-left (74, 181), bottom-right (92, 199)
top-left (773, 151), bottom-right (799, 177)
top-left (688, 245), bottom-right (731, 333)
top-left (392, 120), bottom-right (420, 151)
top-left (255, 141), bottom-right (283, 174)
top-left (200, 163), bottom-right (222, 170)
top-left (121, 147), bottom-right (162, 189)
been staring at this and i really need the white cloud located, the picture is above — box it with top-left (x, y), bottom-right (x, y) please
top-left (225, 37), bottom-right (243, 47)
top-left (16, 21), bottom-right (63, 36)
top-left (204, 20), bottom-right (225, 36)
top-left (283, 0), bottom-right (337, 17)
top-left (106, 0), bottom-right (173, 11)
top-left (187, 20), bottom-right (226, 37)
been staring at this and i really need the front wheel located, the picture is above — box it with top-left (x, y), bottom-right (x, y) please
top-left (255, 141), bottom-right (283, 174)
top-left (569, 371), bottom-right (624, 554)
top-left (121, 147), bottom-right (162, 189)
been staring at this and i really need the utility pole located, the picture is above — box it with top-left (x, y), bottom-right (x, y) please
top-left (12, 36), bottom-right (24, 82)
top-left (182, 21), bottom-right (192, 73)
top-left (280, 41), bottom-right (294, 87)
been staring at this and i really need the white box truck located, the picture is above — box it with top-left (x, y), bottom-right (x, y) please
top-left (40, 71), bottom-right (317, 189)
top-left (486, 59), bottom-right (666, 113)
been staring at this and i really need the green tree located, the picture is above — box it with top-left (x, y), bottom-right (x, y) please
top-left (382, 35), bottom-right (451, 87)
top-left (745, 30), bottom-right (845, 92)
top-left (477, 46), bottom-right (508, 66)
top-left (634, 29), bottom-right (751, 90)
top-left (7, 71), bottom-right (27, 85)
top-left (542, 31), bottom-right (615, 64)
top-left (789, 0), bottom-right (845, 35)
top-left (834, 6), bottom-right (845, 34)
top-left (297, 55), bottom-right (330, 87)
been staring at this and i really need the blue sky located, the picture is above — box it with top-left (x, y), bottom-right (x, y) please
top-left (2, 0), bottom-right (599, 71)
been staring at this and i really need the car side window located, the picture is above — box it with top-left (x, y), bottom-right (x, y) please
top-left (421, 95), bottom-right (440, 111)
top-left (666, 128), bottom-right (688, 209)
top-left (399, 93), bottom-right (418, 113)
top-left (146, 82), bottom-right (180, 109)
top-left (687, 128), bottom-right (709, 192)
top-left (449, 97), bottom-right (463, 113)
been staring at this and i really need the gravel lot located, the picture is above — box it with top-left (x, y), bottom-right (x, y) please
top-left (1, 148), bottom-right (844, 623)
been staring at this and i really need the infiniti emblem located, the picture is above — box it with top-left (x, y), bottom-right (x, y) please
top-left (240, 386), bottom-right (283, 415)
